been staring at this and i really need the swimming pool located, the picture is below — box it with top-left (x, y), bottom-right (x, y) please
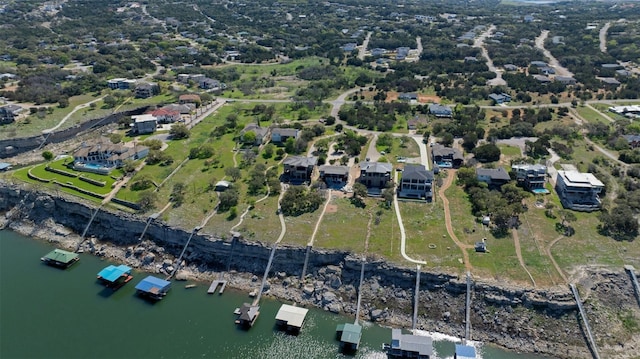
top-left (531, 188), bottom-right (549, 194)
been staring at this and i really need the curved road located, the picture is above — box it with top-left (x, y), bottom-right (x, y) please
top-left (599, 22), bottom-right (611, 53)
top-left (42, 96), bottom-right (106, 134)
top-left (474, 25), bottom-right (506, 86)
top-left (535, 30), bottom-right (574, 77)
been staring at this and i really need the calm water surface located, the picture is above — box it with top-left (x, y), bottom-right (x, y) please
top-left (0, 230), bottom-right (555, 359)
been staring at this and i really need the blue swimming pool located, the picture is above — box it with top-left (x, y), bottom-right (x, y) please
top-left (532, 188), bottom-right (549, 194)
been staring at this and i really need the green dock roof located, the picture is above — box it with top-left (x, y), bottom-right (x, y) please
top-left (337, 323), bottom-right (362, 344)
top-left (43, 249), bottom-right (78, 263)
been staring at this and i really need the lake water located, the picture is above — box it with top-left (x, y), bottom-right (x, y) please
top-left (0, 230), bottom-right (556, 359)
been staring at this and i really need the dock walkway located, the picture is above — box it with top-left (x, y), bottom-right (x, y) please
top-left (208, 280), bottom-right (227, 294)
top-left (570, 283), bottom-right (601, 359)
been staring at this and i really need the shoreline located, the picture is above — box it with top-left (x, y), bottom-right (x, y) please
top-left (1, 185), bottom-right (639, 359)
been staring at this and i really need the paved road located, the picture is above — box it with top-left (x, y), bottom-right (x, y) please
top-left (474, 25), bottom-right (506, 86)
top-left (42, 96), bottom-right (106, 134)
top-left (535, 30), bottom-right (574, 77)
top-left (365, 134), bottom-right (380, 162)
top-left (599, 22), bottom-right (611, 53)
top-left (358, 32), bottom-right (372, 60)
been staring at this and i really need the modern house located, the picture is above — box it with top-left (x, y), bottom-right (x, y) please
top-left (359, 162), bottom-right (393, 193)
top-left (135, 276), bottom-right (171, 300)
top-left (476, 167), bottom-right (511, 188)
top-left (431, 144), bottom-right (464, 168)
top-left (150, 108), bottom-right (181, 123)
top-left (503, 64), bottom-right (518, 71)
top-left (555, 170), bottom-right (604, 212)
top-left (455, 344), bottom-right (477, 359)
top-left (540, 66), bottom-right (556, 75)
top-left (429, 104), bottom-right (453, 117)
top-left (336, 323), bottom-right (361, 353)
top-left (609, 105), bottom-right (640, 119)
top-left (0, 104), bottom-right (23, 124)
top-left (135, 82), bottom-right (159, 98)
top-left (271, 128), bottom-right (299, 144)
top-left (240, 123), bottom-right (269, 145)
top-left (107, 78), bottom-right (136, 90)
top-left (282, 156), bottom-right (318, 183)
top-left (512, 164), bottom-right (548, 193)
top-left (488, 93), bottom-right (511, 104)
top-left (387, 329), bottom-right (433, 359)
top-left (398, 164), bottom-right (434, 200)
top-left (73, 138), bottom-right (149, 170)
top-left (40, 249), bottom-right (79, 269)
top-left (132, 114), bottom-right (158, 134)
top-left (275, 304), bottom-right (309, 334)
top-left (97, 264), bottom-right (133, 289)
top-left (319, 165), bottom-right (350, 187)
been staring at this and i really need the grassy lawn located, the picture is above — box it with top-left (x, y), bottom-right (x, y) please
top-left (575, 106), bottom-right (612, 125)
top-left (366, 200), bottom-right (403, 264)
top-left (314, 197), bottom-right (369, 253)
top-left (236, 195), bottom-right (282, 243)
top-left (498, 144), bottom-right (522, 157)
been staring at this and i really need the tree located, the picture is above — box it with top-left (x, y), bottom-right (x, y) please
top-left (351, 182), bottom-right (368, 208)
top-left (473, 143), bottom-right (501, 162)
top-left (171, 182), bottom-right (186, 207)
top-left (381, 188), bottom-right (394, 209)
top-left (131, 175), bottom-right (154, 191)
top-left (557, 209), bottom-right (577, 236)
top-left (225, 167), bottom-right (242, 181)
top-left (599, 205), bottom-right (639, 240)
top-left (138, 190), bottom-right (157, 211)
top-left (218, 189), bottom-right (239, 211)
top-left (170, 124), bottom-right (190, 139)
top-left (103, 95), bottom-right (117, 109)
top-left (280, 186), bottom-right (325, 216)
top-left (241, 131), bottom-right (256, 145)
top-left (108, 133), bottom-right (123, 144)
top-left (58, 98), bottom-right (69, 108)
top-left (42, 151), bottom-right (54, 161)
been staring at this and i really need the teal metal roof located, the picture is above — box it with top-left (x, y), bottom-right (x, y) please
top-left (43, 249), bottom-right (78, 263)
top-left (338, 323), bottom-right (362, 344)
top-left (97, 265), bottom-right (132, 283)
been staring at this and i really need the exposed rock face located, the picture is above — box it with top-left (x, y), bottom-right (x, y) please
top-left (1, 183), bottom-right (639, 359)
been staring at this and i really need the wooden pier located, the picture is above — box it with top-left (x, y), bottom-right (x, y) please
top-left (207, 280), bottom-right (227, 294)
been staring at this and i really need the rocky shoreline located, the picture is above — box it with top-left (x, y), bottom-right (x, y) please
top-left (2, 183), bottom-right (639, 359)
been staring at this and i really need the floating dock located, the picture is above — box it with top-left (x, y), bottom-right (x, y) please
top-left (41, 249), bottom-right (79, 269)
top-left (135, 276), bottom-right (171, 300)
top-left (97, 264), bottom-right (133, 289)
top-left (275, 304), bottom-right (309, 335)
top-left (336, 323), bottom-right (362, 354)
top-left (235, 303), bottom-right (260, 328)
top-left (207, 280), bottom-right (227, 294)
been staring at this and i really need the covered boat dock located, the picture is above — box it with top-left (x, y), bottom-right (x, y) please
top-left (387, 329), bottom-right (433, 358)
top-left (235, 303), bottom-right (260, 328)
top-left (455, 344), bottom-right (477, 359)
top-left (135, 276), bottom-right (171, 300)
top-left (336, 323), bottom-right (361, 353)
top-left (275, 304), bottom-right (309, 334)
top-left (41, 249), bottom-right (79, 268)
top-left (97, 264), bottom-right (133, 289)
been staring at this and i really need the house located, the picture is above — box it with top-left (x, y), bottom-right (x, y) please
top-left (616, 69), bottom-right (632, 77)
top-left (475, 240), bottom-right (487, 253)
top-left (214, 180), bottom-right (231, 192)
top-left (503, 64), bottom-right (518, 71)
top-left (609, 105), bottom-right (640, 119)
top-left (132, 114), bottom-right (157, 134)
top-left (342, 43), bottom-right (357, 52)
top-left (555, 170), bottom-right (604, 212)
top-left (271, 128), bottom-right (299, 144)
top-left (555, 76), bottom-right (577, 85)
top-left (282, 156), bottom-right (318, 183)
top-left (398, 93), bottom-right (418, 103)
top-left (0, 73), bottom-right (17, 80)
top-left (530, 61), bottom-right (547, 67)
top-left (512, 164), bottom-right (548, 193)
top-left (464, 56), bottom-right (478, 63)
top-left (179, 94), bottom-right (201, 106)
top-left (540, 66), bottom-right (556, 75)
top-left (387, 329), bottom-right (433, 359)
top-left (0, 104), bottom-right (23, 124)
top-left (371, 48), bottom-right (386, 57)
top-left (275, 304), bottom-right (309, 335)
top-left (240, 123), bottom-right (269, 145)
top-left (319, 165), bottom-right (350, 186)
top-left (396, 47), bottom-right (410, 60)
top-left (135, 82), bottom-right (159, 98)
top-left (359, 162), bottom-right (393, 192)
top-left (431, 144), bottom-right (464, 168)
top-left (107, 78), bottom-right (136, 90)
top-left (533, 74), bottom-right (551, 83)
top-left (488, 93), bottom-right (511, 104)
top-left (73, 138), bottom-right (149, 170)
top-left (623, 134), bottom-right (640, 148)
top-left (163, 103), bottom-right (195, 115)
top-left (150, 108), bottom-right (180, 123)
top-left (429, 104), bottom-right (453, 117)
top-left (601, 77), bottom-right (621, 86)
top-left (476, 167), bottom-right (511, 188)
top-left (135, 276), bottom-right (171, 300)
top-left (455, 344), bottom-right (477, 359)
top-left (398, 164), bottom-right (434, 200)
top-left (336, 323), bottom-right (361, 353)
top-left (199, 77), bottom-right (226, 91)
top-left (601, 63), bottom-right (621, 69)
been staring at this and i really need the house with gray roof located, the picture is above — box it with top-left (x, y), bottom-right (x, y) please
top-left (476, 167), bottom-right (511, 188)
top-left (241, 123), bottom-right (269, 146)
top-left (555, 170), bottom-right (604, 211)
top-left (429, 104), bottom-right (452, 118)
top-left (533, 74), bottom-right (551, 83)
top-left (283, 156), bottom-right (317, 183)
top-left (431, 144), bottom-right (463, 168)
top-left (319, 165), bottom-right (350, 187)
top-left (601, 77), bottom-right (620, 86)
top-left (623, 134), bottom-right (640, 149)
top-left (398, 164), bottom-right (434, 200)
top-left (271, 128), bottom-right (299, 144)
top-left (0, 104), bottom-right (23, 124)
top-left (530, 61), bottom-right (547, 67)
top-left (555, 76), bottom-right (576, 85)
top-left (387, 329), bottom-right (433, 359)
top-left (359, 162), bottom-right (393, 192)
top-left (512, 164), bottom-right (548, 193)
top-left (503, 64), bottom-right (518, 71)
top-left (488, 93), bottom-right (511, 104)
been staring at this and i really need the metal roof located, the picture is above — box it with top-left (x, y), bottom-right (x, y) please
top-left (337, 323), bottom-right (362, 344)
top-left (455, 344), bottom-right (476, 358)
top-left (43, 249), bottom-right (78, 263)
top-left (0, 162), bottom-right (12, 170)
top-left (402, 165), bottom-right (434, 181)
top-left (97, 265), bottom-right (132, 283)
top-left (319, 165), bottom-right (349, 176)
top-left (275, 304), bottom-right (309, 328)
top-left (135, 276), bottom-right (171, 294)
top-left (390, 330), bottom-right (433, 356)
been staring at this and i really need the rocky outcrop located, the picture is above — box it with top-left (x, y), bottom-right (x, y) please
top-left (2, 182), bottom-right (638, 359)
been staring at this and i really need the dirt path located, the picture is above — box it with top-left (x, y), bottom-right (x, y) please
top-left (546, 235), bottom-right (568, 283)
top-left (437, 170), bottom-right (473, 271)
top-left (307, 189), bottom-right (332, 246)
top-left (534, 30), bottom-right (574, 77)
top-left (599, 22), bottom-right (611, 53)
top-left (511, 229), bottom-right (537, 288)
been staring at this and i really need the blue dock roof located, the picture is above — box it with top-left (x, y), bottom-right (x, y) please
top-left (135, 276), bottom-right (171, 294)
top-left (455, 344), bottom-right (477, 358)
top-left (98, 265), bottom-right (132, 283)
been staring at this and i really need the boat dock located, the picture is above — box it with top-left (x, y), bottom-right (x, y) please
top-left (207, 280), bottom-right (227, 294)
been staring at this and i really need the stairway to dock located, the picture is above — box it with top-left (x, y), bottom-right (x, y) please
top-left (569, 283), bottom-right (601, 359)
top-left (625, 265), bottom-right (640, 308)
top-left (412, 265), bottom-right (421, 330)
top-left (137, 213), bottom-right (159, 241)
top-left (75, 205), bottom-right (102, 252)
top-left (354, 258), bottom-right (366, 325)
top-left (300, 245), bottom-right (312, 280)
top-left (465, 271), bottom-right (472, 342)
top-left (167, 226), bottom-right (200, 280)
top-left (253, 243), bottom-right (278, 306)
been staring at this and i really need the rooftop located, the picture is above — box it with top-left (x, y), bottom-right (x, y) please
top-left (135, 275), bottom-right (171, 294)
top-left (360, 162), bottom-right (392, 174)
top-left (336, 323), bottom-right (362, 344)
top-left (97, 264), bottom-right (132, 283)
top-left (284, 156), bottom-right (318, 167)
top-left (558, 170), bottom-right (604, 188)
top-left (455, 344), bottom-right (477, 359)
top-left (42, 249), bottom-right (78, 264)
top-left (391, 329), bottom-right (433, 356)
top-left (275, 304), bottom-right (309, 329)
